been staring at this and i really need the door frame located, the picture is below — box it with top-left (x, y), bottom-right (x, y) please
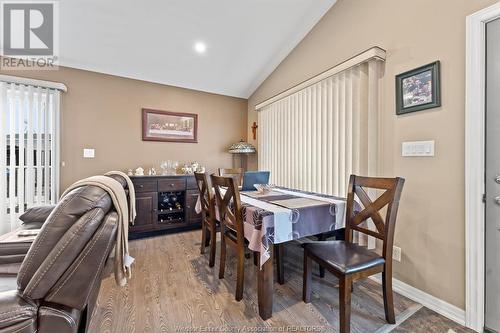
top-left (466, 3), bottom-right (500, 331)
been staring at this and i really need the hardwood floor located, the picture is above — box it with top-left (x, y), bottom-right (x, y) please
top-left (392, 307), bottom-right (474, 333)
top-left (88, 231), bottom-right (472, 333)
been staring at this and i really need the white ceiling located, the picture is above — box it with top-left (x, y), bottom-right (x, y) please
top-left (59, 0), bottom-right (337, 98)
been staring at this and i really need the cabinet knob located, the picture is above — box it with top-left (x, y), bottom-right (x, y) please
top-left (139, 184), bottom-right (144, 188)
top-left (170, 183), bottom-right (174, 187)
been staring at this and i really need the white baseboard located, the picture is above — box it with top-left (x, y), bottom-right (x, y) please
top-left (369, 275), bottom-right (467, 329)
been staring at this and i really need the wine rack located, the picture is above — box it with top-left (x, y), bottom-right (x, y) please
top-left (129, 175), bottom-right (202, 236)
top-left (158, 191), bottom-right (185, 225)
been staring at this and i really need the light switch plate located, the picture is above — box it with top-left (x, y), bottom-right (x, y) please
top-left (83, 148), bottom-right (95, 158)
top-left (402, 140), bottom-right (435, 157)
top-left (393, 246), bottom-right (402, 262)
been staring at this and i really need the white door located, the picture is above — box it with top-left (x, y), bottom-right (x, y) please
top-left (485, 17), bottom-right (500, 333)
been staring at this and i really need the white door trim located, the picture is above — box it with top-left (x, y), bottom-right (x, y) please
top-left (466, 3), bottom-right (500, 331)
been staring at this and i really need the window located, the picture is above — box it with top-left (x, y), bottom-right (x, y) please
top-left (256, 49), bottom-right (385, 247)
top-left (0, 79), bottom-right (63, 233)
top-left (257, 55), bottom-right (383, 197)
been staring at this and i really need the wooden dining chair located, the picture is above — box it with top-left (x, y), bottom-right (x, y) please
top-left (315, 229), bottom-right (345, 278)
top-left (195, 172), bottom-right (218, 267)
top-left (211, 174), bottom-right (247, 301)
top-left (303, 175), bottom-right (405, 333)
top-left (218, 168), bottom-right (244, 186)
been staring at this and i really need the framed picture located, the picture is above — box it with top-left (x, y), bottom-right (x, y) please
top-left (396, 61), bottom-right (441, 115)
top-left (142, 108), bottom-right (198, 143)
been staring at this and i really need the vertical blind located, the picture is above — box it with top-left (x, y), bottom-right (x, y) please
top-left (0, 81), bottom-right (61, 233)
top-left (257, 59), bottom-right (383, 246)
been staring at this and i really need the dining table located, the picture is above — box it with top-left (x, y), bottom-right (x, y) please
top-left (197, 186), bottom-right (348, 320)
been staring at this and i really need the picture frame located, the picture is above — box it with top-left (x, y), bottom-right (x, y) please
top-left (395, 61), bottom-right (441, 115)
top-left (142, 108), bottom-right (198, 143)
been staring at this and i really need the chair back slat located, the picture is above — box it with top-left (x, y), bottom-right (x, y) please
top-left (194, 172), bottom-right (216, 223)
top-left (218, 168), bottom-right (244, 186)
top-left (345, 175), bottom-right (405, 259)
top-left (210, 174), bottom-right (244, 243)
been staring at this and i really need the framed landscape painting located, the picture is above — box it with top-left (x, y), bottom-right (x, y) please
top-left (396, 61), bottom-right (441, 115)
top-left (142, 109), bottom-right (198, 143)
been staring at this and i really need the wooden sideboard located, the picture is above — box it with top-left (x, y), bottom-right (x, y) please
top-left (129, 175), bottom-right (202, 235)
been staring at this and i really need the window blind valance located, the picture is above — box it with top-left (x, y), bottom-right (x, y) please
top-left (255, 47), bottom-right (385, 111)
top-left (0, 74), bottom-right (67, 92)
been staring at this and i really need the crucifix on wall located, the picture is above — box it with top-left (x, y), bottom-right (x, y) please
top-left (251, 121), bottom-right (258, 140)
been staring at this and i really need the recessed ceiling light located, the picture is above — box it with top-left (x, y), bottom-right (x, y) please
top-left (194, 41), bottom-right (207, 54)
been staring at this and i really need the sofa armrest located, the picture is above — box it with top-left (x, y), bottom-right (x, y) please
top-left (0, 242), bottom-right (32, 265)
top-left (0, 290), bottom-right (37, 330)
top-left (0, 228), bottom-right (38, 265)
top-left (38, 302), bottom-right (81, 333)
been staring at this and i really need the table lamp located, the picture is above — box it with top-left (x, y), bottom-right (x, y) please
top-left (228, 140), bottom-right (256, 171)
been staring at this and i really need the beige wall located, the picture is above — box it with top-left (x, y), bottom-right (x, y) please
top-left (248, 0), bottom-right (499, 309)
top-left (0, 65), bottom-right (248, 190)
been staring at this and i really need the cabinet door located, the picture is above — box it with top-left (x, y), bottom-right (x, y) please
top-left (130, 191), bottom-right (157, 232)
top-left (185, 190), bottom-right (202, 224)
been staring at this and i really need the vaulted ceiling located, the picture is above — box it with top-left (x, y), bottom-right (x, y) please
top-left (59, 0), bottom-right (337, 98)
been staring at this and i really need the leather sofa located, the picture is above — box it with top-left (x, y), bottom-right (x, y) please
top-left (0, 175), bottom-right (129, 333)
top-left (0, 174), bottom-right (129, 271)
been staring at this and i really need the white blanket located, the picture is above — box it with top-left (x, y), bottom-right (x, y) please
top-left (105, 171), bottom-right (137, 224)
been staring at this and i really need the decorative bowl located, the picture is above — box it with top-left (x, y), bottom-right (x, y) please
top-left (254, 184), bottom-right (272, 194)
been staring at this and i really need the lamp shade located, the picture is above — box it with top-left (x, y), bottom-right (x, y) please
top-left (228, 140), bottom-right (256, 154)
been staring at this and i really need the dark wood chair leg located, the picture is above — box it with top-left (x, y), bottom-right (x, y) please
top-left (317, 234), bottom-right (326, 278)
top-left (303, 251), bottom-right (312, 303)
top-left (200, 224), bottom-right (207, 255)
top-left (235, 248), bottom-right (245, 301)
top-left (253, 251), bottom-right (259, 267)
top-left (219, 232), bottom-right (226, 279)
top-left (319, 265), bottom-right (325, 278)
top-left (205, 228), bottom-right (211, 247)
top-left (339, 276), bottom-right (352, 333)
top-left (382, 267), bottom-right (395, 324)
top-left (275, 244), bottom-right (285, 284)
top-left (208, 227), bottom-right (216, 267)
